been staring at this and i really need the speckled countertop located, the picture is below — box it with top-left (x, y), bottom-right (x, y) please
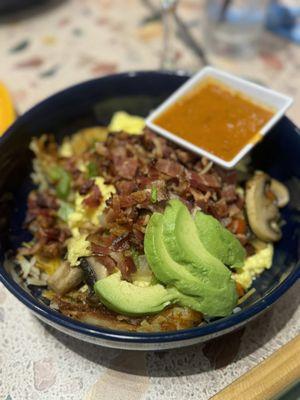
top-left (0, 1), bottom-right (300, 399)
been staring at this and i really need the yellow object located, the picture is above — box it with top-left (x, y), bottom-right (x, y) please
top-left (36, 256), bottom-right (61, 275)
top-left (211, 335), bottom-right (300, 400)
top-left (0, 82), bottom-right (16, 136)
top-left (59, 127), bottom-right (108, 157)
top-left (108, 111), bottom-right (145, 135)
top-left (233, 243), bottom-right (273, 289)
top-left (67, 231), bottom-right (91, 266)
top-left (66, 177), bottom-right (115, 265)
top-left (68, 177), bottom-right (115, 230)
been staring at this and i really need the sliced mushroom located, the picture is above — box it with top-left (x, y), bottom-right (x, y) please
top-left (245, 172), bottom-right (282, 242)
top-left (47, 262), bottom-right (83, 295)
top-left (80, 256), bottom-right (108, 289)
top-left (270, 179), bottom-right (289, 208)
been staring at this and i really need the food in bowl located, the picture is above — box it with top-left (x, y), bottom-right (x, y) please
top-left (8, 111), bottom-right (289, 332)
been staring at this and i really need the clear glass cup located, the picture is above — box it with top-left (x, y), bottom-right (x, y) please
top-left (160, 0), bottom-right (179, 70)
top-left (203, 0), bottom-right (269, 60)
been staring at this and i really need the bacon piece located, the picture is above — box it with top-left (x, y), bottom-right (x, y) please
top-left (188, 171), bottom-right (221, 191)
top-left (90, 242), bottom-right (111, 256)
top-left (83, 185), bottom-right (102, 208)
top-left (118, 190), bottom-right (151, 208)
top-left (115, 180), bottom-right (138, 195)
top-left (120, 256), bottom-right (136, 280)
top-left (221, 185), bottom-right (237, 202)
top-left (79, 179), bottom-right (94, 195)
top-left (118, 158), bottom-right (138, 179)
top-left (111, 233), bottom-right (131, 251)
top-left (155, 159), bottom-right (184, 178)
top-left (40, 241), bottom-right (63, 258)
top-left (175, 149), bottom-right (196, 165)
top-left (214, 167), bottom-right (237, 185)
top-left (95, 255), bottom-right (116, 273)
top-left (208, 198), bottom-right (228, 219)
top-left (228, 203), bottom-right (241, 217)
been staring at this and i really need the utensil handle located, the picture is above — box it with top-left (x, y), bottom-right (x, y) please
top-left (210, 335), bottom-right (300, 400)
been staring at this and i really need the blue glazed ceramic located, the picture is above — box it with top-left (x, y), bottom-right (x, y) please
top-left (0, 0), bottom-right (49, 14)
top-left (0, 71), bottom-right (299, 350)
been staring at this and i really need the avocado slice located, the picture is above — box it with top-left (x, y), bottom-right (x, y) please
top-left (94, 271), bottom-right (177, 316)
top-left (144, 212), bottom-right (237, 317)
top-left (94, 271), bottom-right (214, 315)
top-left (194, 211), bottom-right (246, 268)
top-left (163, 200), bottom-right (236, 289)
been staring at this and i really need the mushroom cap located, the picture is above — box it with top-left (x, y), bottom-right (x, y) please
top-left (245, 172), bottom-right (282, 242)
top-left (270, 179), bottom-right (289, 208)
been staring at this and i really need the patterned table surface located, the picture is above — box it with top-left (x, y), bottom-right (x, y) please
top-left (0, 1), bottom-right (299, 399)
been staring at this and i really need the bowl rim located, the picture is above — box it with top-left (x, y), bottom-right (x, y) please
top-left (0, 70), bottom-right (300, 344)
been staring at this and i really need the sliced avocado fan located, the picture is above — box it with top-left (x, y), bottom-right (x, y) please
top-left (144, 200), bottom-right (237, 316)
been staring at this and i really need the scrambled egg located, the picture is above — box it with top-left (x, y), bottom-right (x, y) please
top-left (108, 111), bottom-right (145, 135)
top-left (59, 127), bottom-right (108, 157)
top-left (67, 232), bottom-right (91, 266)
top-left (68, 177), bottom-right (115, 230)
top-left (36, 256), bottom-right (61, 276)
top-left (66, 177), bottom-right (115, 266)
top-left (233, 243), bottom-right (274, 289)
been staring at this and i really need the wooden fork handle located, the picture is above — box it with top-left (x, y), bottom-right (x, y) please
top-left (210, 335), bottom-right (300, 400)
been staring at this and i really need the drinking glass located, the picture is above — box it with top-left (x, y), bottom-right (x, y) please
top-left (160, 0), bottom-right (179, 70)
top-left (203, 0), bottom-right (269, 59)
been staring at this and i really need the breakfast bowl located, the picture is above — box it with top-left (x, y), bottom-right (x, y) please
top-left (0, 71), bottom-right (299, 350)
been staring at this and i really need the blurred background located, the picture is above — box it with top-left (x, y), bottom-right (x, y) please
top-left (0, 0), bottom-right (299, 122)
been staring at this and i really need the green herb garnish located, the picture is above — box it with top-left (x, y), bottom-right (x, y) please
top-left (151, 186), bottom-right (158, 203)
top-left (48, 165), bottom-right (71, 199)
top-left (57, 201), bottom-right (74, 222)
top-left (87, 161), bottom-right (98, 178)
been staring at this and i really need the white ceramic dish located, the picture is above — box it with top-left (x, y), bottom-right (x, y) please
top-left (146, 66), bottom-right (293, 169)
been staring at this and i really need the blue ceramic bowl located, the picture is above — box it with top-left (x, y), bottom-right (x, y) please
top-left (0, 71), bottom-right (299, 350)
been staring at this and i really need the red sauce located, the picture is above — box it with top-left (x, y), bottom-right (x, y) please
top-left (154, 78), bottom-right (274, 162)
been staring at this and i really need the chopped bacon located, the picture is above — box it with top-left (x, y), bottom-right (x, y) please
top-left (208, 198), bottom-right (228, 219)
top-left (38, 227), bottom-right (61, 242)
top-left (83, 185), bottom-right (102, 208)
top-left (79, 179), bottom-right (94, 195)
top-left (40, 241), bottom-right (63, 258)
top-left (175, 149), bottom-right (196, 165)
top-left (115, 180), bottom-right (138, 195)
top-left (111, 233), bottom-right (131, 251)
top-left (91, 242), bottom-right (111, 255)
top-left (155, 159), bottom-right (184, 178)
top-left (214, 167), bottom-right (237, 185)
top-left (221, 185), bottom-right (237, 202)
top-left (188, 171), bottom-right (221, 191)
top-left (118, 190), bottom-right (151, 208)
top-left (95, 255), bottom-right (116, 273)
top-left (24, 128), bottom-right (252, 287)
top-left (228, 203), bottom-right (241, 217)
top-left (118, 158), bottom-right (138, 179)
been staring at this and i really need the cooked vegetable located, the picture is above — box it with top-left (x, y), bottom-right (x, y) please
top-left (47, 262), bottom-right (83, 294)
top-left (48, 165), bottom-right (71, 199)
top-left (87, 161), bottom-right (99, 178)
top-left (245, 172), bottom-right (282, 242)
top-left (270, 179), bottom-right (289, 208)
top-left (57, 201), bottom-right (74, 221)
top-left (80, 257), bottom-right (108, 288)
top-left (151, 186), bottom-right (158, 203)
